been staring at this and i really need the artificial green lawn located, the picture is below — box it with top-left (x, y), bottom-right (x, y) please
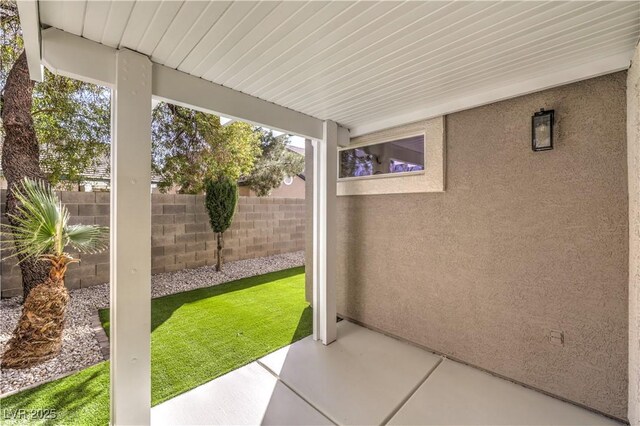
top-left (1, 267), bottom-right (311, 426)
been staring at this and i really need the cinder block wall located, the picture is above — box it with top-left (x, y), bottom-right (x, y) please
top-left (0, 191), bottom-right (305, 298)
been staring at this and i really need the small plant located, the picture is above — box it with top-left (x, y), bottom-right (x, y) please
top-left (1, 178), bottom-right (108, 369)
top-left (204, 176), bottom-right (238, 272)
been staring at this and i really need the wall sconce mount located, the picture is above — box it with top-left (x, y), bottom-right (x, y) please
top-left (532, 108), bottom-right (554, 152)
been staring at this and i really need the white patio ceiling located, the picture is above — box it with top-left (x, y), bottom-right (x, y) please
top-left (37, 1), bottom-right (640, 136)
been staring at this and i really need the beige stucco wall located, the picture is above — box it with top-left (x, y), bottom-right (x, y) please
top-left (333, 72), bottom-right (628, 420)
top-left (628, 43), bottom-right (640, 426)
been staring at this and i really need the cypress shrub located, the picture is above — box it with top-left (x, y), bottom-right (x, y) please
top-left (204, 176), bottom-right (238, 271)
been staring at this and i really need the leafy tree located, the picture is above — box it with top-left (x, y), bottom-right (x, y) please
top-left (244, 130), bottom-right (305, 197)
top-left (152, 103), bottom-right (260, 194)
top-left (204, 177), bottom-right (238, 271)
top-left (32, 74), bottom-right (110, 188)
top-left (1, 1), bottom-right (51, 298)
top-left (1, 178), bottom-right (108, 368)
top-left (1, 1), bottom-right (111, 189)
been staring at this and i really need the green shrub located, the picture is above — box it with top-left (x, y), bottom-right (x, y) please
top-left (204, 177), bottom-right (238, 271)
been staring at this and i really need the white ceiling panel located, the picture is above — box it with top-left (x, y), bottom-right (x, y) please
top-left (219, 1), bottom-right (353, 88)
top-left (81, 0), bottom-right (111, 43)
top-left (177, 1), bottom-right (257, 74)
top-left (101, 1), bottom-right (135, 48)
top-left (61, 1), bottom-right (86, 36)
top-left (322, 4), bottom-right (638, 120)
top-left (192, 1), bottom-right (282, 77)
top-left (162, 2), bottom-right (232, 69)
top-left (135, 1), bottom-right (184, 56)
top-left (119, 1), bottom-right (161, 51)
top-left (318, 2), bottom-right (634, 114)
top-left (200, 1), bottom-right (316, 82)
top-left (39, 1), bottom-right (640, 136)
top-left (150, 1), bottom-right (210, 64)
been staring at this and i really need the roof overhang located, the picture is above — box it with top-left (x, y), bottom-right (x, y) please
top-left (39, 27), bottom-right (324, 140)
top-left (18, 1), bottom-right (640, 138)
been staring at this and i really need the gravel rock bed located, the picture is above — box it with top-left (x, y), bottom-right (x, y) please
top-left (0, 251), bottom-right (305, 395)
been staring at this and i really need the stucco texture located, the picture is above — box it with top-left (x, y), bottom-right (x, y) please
top-left (335, 72), bottom-right (629, 420)
top-left (628, 43), bottom-right (640, 426)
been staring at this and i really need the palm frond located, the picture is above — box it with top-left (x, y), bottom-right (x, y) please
top-left (66, 224), bottom-right (109, 253)
top-left (3, 178), bottom-right (65, 261)
top-left (1, 178), bottom-right (109, 262)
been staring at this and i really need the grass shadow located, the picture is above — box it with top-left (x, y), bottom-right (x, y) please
top-left (291, 305), bottom-right (313, 343)
top-left (1, 362), bottom-right (110, 426)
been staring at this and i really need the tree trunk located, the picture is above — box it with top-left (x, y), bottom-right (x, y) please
top-left (1, 51), bottom-right (50, 300)
top-left (216, 232), bottom-right (224, 272)
top-left (1, 276), bottom-right (69, 369)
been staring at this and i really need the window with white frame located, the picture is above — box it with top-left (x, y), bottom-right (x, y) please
top-left (337, 116), bottom-right (445, 196)
top-left (338, 134), bottom-right (425, 180)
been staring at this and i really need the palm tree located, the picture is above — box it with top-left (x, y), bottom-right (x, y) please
top-left (1, 178), bottom-right (108, 369)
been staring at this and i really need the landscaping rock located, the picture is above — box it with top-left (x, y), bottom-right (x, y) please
top-left (0, 251), bottom-right (304, 395)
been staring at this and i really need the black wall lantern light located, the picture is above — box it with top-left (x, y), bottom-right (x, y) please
top-left (532, 108), bottom-right (554, 151)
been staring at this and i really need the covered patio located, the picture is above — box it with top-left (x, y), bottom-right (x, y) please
top-left (151, 320), bottom-right (620, 425)
top-left (12, 1), bottom-right (640, 425)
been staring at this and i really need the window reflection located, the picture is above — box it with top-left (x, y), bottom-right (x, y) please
top-left (339, 135), bottom-right (424, 179)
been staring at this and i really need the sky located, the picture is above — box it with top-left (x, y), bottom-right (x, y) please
top-left (287, 135), bottom-right (306, 149)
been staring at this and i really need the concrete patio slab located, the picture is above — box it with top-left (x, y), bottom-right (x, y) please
top-left (388, 359), bottom-right (622, 425)
top-left (258, 320), bottom-right (441, 425)
top-left (151, 362), bottom-right (332, 425)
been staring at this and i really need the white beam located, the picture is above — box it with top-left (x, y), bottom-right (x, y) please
top-left (312, 121), bottom-right (338, 345)
top-left (41, 28), bottom-right (116, 87)
top-left (40, 28), bottom-right (324, 140)
top-left (349, 51), bottom-right (633, 137)
top-left (152, 65), bottom-right (323, 140)
top-left (16, 0), bottom-right (43, 82)
top-left (110, 49), bottom-right (152, 425)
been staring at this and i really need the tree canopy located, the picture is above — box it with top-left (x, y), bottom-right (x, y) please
top-left (152, 103), bottom-right (261, 194)
top-left (244, 130), bottom-right (305, 197)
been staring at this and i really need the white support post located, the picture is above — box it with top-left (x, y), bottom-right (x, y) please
top-left (312, 121), bottom-right (338, 345)
top-left (110, 49), bottom-right (152, 425)
top-left (15, 0), bottom-right (43, 82)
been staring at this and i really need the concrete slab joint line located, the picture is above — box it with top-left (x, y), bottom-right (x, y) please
top-left (256, 358), bottom-right (341, 426)
top-left (380, 357), bottom-right (444, 425)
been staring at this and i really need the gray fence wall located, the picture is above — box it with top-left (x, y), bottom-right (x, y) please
top-left (0, 190), bottom-right (305, 298)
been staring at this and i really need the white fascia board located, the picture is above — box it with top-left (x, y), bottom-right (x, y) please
top-left (349, 50), bottom-right (634, 137)
top-left (152, 65), bottom-right (324, 140)
top-left (16, 0), bottom-right (43, 82)
top-left (40, 28), bottom-right (325, 140)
